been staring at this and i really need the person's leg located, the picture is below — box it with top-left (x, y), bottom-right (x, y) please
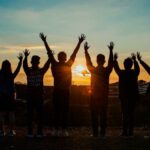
top-left (121, 99), bottom-right (129, 136)
top-left (90, 97), bottom-right (99, 137)
top-left (62, 90), bottom-right (70, 130)
top-left (128, 101), bottom-right (136, 136)
top-left (9, 112), bottom-right (15, 132)
top-left (0, 112), bottom-right (5, 133)
top-left (53, 90), bottom-right (61, 130)
top-left (36, 96), bottom-right (44, 135)
top-left (100, 102), bottom-right (108, 136)
top-left (27, 99), bottom-right (34, 135)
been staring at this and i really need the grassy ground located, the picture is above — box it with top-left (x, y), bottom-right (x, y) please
top-left (0, 127), bottom-right (150, 150)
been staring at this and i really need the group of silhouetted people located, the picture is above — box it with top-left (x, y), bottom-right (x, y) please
top-left (0, 33), bottom-right (149, 139)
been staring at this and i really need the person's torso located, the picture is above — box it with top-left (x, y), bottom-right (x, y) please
top-left (91, 66), bottom-right (110, 95)
top-left (119, 70), bottom-right (139, 97)
top-left (0, 71), bottom-right (15, 95)
top-left (27, 68), bottom-right (43, 87)
top-left (51, 62), bottom-right (71, 89)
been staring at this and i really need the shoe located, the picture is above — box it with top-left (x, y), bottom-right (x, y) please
top-left (100, 133), bottom-right (106, 138)
top-left (120, 132), bottom-right (128, 138)
top-left (51, 129), bottom-right (61, 137)
top-left (57, 130), bottom-right (63, 137)
top-left (26, 133), bottom-right (34, 139)
top-left (90, 133), bottom-right (98, 137)
top-left (62, 130), bottom-right (69, 137)
top-left (100, 129), bottom-right (106, 137)
top-left (128, 131), bottom-right (134, 137)
top-left (144, 135), bottom-right (150, 139)
top-left (8, 130), bottom-right (16, 137)
top-left (0, 130), bottom-right (5, 137)
top-left (36, 133), bottom-right (46, 138)
top-left (50, 129), bottom-right (57, 136)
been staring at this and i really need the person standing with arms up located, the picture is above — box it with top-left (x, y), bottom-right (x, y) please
top-left (0, 54), bottom-right (23, 137)
top-left (23, 48), bottom-right (50, 138)
top-left (84, 41), bottom-right (114, 137)
top-left (137, 52), bottom-right (150, 94)
top-left (137, 52), bottom-right (150, 131)
top-left (40, 33), bottom-right (85, 136)
top-left (114, 53), bottom-right (140, 137)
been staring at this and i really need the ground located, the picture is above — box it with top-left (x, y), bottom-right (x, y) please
top-left (0, 127), bottom-right (150, 150)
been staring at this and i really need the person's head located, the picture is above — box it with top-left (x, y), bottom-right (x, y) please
top-left (1, 60), bottom-right (12, 74)
top-left (58, 51), bottom-right (67, 63)
top-left (124, 57), bottom-right (133, 70)
top-left (31, 55), bottom-right (40, 67)
top-left (96, 54), bottom-right (105, 66)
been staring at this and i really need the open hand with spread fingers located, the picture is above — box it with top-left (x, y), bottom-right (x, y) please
top-left (108, 42), bottom-right (114, 51)
top-left (23, 49), bottom-right (30, 57)
top-left (79, 34), bottom-right (86, 43)
top-left (40, 32), bottom-right (47, 42)
top-left (84, 42), bottom-right (90, 51)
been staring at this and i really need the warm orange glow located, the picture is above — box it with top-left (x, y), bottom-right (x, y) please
top-left (14, 64), bottom-right (150, 86)
top-left (73, 65), bottom-right (90, 76)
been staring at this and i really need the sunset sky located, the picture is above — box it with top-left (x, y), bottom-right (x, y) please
top-left (0, 0), bottom-right (149, 85)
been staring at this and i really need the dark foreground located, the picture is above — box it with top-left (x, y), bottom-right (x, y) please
top-left (0, 127), bottom-right (150, 150)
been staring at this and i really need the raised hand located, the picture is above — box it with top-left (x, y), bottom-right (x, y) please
top-left (131, 53), bottom-right (136, 61)
top-left (114, 53), bottom-right (118, 61)
top-left (23, 49), bottom-right (30, 57)
top-left (40, 32), bottom-right (47, 42)
top-left (84, 42), bottom-right (90, 51)
top-left (79, 34), bottom-right (86, 43)
top-left (108, 42), bottom-right (114, 51)
top-left (17, 53), bottom-right (23, 61)
top-left (137, 52), bottom-right (142, 61)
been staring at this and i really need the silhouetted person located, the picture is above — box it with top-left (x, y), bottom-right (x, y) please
top-left (84, 42), bottom-right (114, 137)
top-left (137, 52), bottom-right (150, 94)
top-left (23, 49), bottom-right (50, 138)
top-left (114, 53), bottom-right (140, 137)
top-left (40, 33), bottom-right (85, 136)
top-left (137, 52), bottom-right (150, 127)
top-left (0, 54), bottom-right (23, 137)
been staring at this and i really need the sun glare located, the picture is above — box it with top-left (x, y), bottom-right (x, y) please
top-left (75, 65), bottom-right (85, 72)
top-left (73, 65), bottom-right (89, 76)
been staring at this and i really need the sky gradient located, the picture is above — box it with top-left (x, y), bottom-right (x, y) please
top-left (0, 0), bottom-right (149, 85)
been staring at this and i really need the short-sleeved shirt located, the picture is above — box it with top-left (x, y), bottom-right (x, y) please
top-left (90, 66), bottom-right (112, 97)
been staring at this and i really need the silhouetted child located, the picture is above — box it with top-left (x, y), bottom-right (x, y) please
top-left (40, 33), bottom-right (85, 136)
top-left (84, 42), bottom-right (114, 137)
top-left (0, 54), bottom-right (23, 137)
top-left (114, 53), bottom-right (140, 137)
top-left (23, 49), bottom-right (50, 138)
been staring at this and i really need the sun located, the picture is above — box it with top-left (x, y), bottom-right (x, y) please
top-left (75, 65), bottom-right (85, 73)
top-left (73, 65), bottom-right (89, 76)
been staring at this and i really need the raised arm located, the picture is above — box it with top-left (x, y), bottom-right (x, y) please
top-left (113, 53), bottom-right (121, 76)
top-left (23, 49), bottom-right (30, 75)
top-left (13, 53), bottom-right (23, 79)
top-left (67, 34), bottom-right (86, 66)
top-left (137, 52), bottom-right (150, 75)
top-left (39, 33), bottom-right (57, 65)
top-left (41, 57), bottom-right (51, 75)
top-left (84, 42), bottom-right (94, 72)
top-left (131, 53), bottom-right (140, 76)
top-left (107, 42), bottom-right (114, 73)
